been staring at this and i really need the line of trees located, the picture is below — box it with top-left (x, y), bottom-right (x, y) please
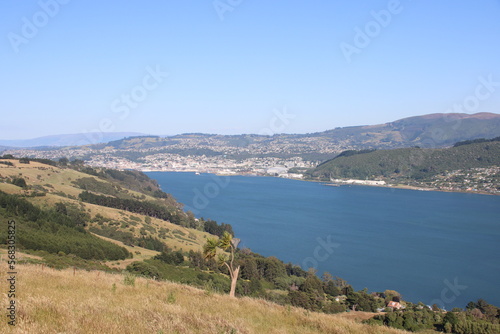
top-left (453, 136), bottom-right (500, 147)
top-left (79, 191), bottom-right (182, 224)
top-left (80, 191), bottom-right (234, 238)
top-left (202, 218), bottom-right (234, 237)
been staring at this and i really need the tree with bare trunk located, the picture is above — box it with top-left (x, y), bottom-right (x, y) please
top-left (203, 231), bottom-right (240, 298)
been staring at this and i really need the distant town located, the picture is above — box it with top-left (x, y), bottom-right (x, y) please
top-left (2, 145), bottom-right (317, 179)
top-left (4, 144), bottom-right (499, 195)
top-left (2, 112), bottom-right (499, 194)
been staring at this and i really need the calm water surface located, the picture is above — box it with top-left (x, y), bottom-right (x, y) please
top-left (147, 172), bottom-right (500, 309)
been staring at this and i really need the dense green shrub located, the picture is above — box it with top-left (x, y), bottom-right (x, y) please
top-left (126, 261), bottom-right (160, 279)
top-left (0, 191), bottom-right (130, 260)
top-left (154, 249), bottom-right (184, 265)
top-left (11, 177), bottom-right (28, 188)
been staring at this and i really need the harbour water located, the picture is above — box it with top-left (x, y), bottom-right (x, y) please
top-left (147, 171), bottom-right (500, 309)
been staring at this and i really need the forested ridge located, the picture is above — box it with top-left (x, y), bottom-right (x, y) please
top-left (309, 140), bottom-right (500, 184)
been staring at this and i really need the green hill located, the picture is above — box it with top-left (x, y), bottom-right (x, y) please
top-left (308, 140), bottom-right (500, 193)
top-left (0, 158), bottom-right (229, 264)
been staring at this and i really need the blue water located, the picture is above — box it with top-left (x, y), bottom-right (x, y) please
top-left (146, 172), bottom-right (500, 309)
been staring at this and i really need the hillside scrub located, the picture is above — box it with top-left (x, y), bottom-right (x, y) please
top-left (0, 191), bottom-right (130, 260)
top-left (0, 264), bottom-right (410, 334)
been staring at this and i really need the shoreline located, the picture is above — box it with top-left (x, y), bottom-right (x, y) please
top-left (326, 182), bottom-right (498, 196)
top-left (140, 169), bottom-right (499, 196)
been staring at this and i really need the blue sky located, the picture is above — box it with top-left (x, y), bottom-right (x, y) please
top-left (1, 0), bottom-right (500, 139)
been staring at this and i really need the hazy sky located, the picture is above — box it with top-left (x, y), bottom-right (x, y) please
top-left (1, 0), bottom-right (500, 139)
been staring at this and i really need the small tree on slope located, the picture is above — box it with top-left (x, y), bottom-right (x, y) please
top-left (203, 231), bottom-right (240, 298)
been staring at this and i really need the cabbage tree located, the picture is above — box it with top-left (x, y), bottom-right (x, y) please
top-left (203, 231), bottom-right (240, 297)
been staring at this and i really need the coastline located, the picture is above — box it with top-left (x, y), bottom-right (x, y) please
top-left (326, 182), bottom-right (498, 196)
top-left (141, 169), bottom-right (499, 196)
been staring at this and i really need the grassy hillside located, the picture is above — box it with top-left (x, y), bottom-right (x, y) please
top-left (0, 159), bottom-right (218, 257)
top-left (0, 262), bottom-right (410, 334)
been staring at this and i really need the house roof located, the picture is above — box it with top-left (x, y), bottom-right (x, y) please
top-left (387, 301), bottom-right (402, 308)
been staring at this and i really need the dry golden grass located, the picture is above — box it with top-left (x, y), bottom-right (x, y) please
top-left (0, 264), bottom-right (409, 334)
top-left (335, 311), bottom-right (383, 322)
top-left (0, 249), bottom-right (43, 263)
top-left (0, 160), bottom-right (212, 255)
top-left (0, 182), bottom-right (22, 194)
top-left (0, 159), bottom-right (147, 199)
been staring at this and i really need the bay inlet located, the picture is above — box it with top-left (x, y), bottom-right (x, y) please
top-left (147, 171), bottom-right (500, 309)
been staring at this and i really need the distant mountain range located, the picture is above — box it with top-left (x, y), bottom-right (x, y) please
top-left (87, 112), bottom-right (500, 156)
top-left (316, 112), bottom-right (500, 148)
top-left (2, 113), bottom-right (499, 151)
top-left (0, 132), bottom-right (146, 148)
top-left (2, 113), bottom-right (500, 166)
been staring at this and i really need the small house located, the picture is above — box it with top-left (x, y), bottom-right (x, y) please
top-left (387, 301), bottom-right (403, 310)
